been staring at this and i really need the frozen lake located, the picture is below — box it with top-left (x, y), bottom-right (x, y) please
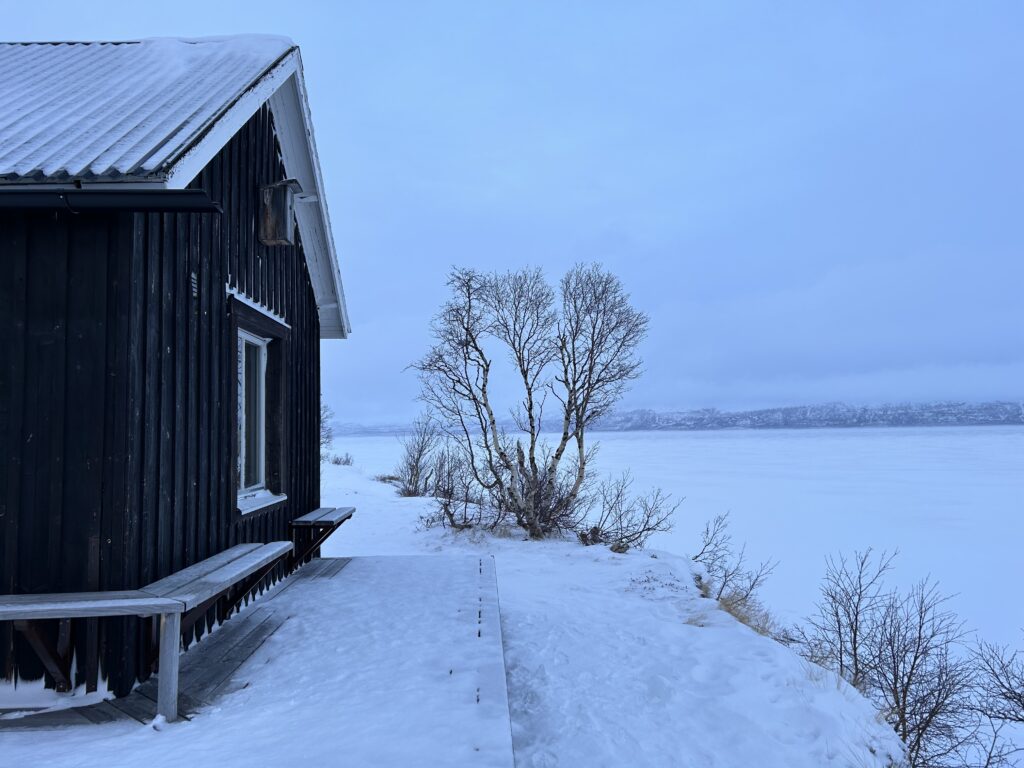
top-left (333, 426), bottom-right (1024, 647)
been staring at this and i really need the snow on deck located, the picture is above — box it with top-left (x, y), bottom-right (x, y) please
top-left (0, 555), bottom-right (515, 768)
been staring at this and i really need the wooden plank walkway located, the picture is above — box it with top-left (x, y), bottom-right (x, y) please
top-left (0, 557), bottom-right (351, 730)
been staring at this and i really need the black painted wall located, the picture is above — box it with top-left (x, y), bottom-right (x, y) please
top-left (0, 103), bottom-right (321, 695)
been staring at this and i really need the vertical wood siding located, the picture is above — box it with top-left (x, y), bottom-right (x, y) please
top-left (0, 104), bottom-right (321, 695)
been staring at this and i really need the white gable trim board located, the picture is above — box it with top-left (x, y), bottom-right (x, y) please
top-left (162, 51), bottom-right (349, 340)
top-left (267, 67), bottom-right (350, 340)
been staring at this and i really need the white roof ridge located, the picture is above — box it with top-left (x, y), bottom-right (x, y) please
top-left (1, 34), bottom-right (296, 47)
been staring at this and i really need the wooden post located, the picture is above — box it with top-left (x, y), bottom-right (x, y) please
top-left (157, 611), bottom-right (181, 721)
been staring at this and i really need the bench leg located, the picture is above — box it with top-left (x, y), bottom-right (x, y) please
top-left (13, 620), bottom-right (73, 692)
top-left (157, 612), bottom-right (181, 721)
top-left (290, 520), bottom-right (348, 568)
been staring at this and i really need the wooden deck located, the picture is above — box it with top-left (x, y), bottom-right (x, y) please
top-left (1, 555), bottom-right (515, 768)
top-left (0, 557), bottom-right (353, 729)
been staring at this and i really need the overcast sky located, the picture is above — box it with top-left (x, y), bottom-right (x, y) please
top-left (7, 2), bottom-right (1023, 424)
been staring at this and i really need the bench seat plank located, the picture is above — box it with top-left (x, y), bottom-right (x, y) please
top-left (0, 591), bottom-right (183, 621)
top-left (290, 507), bottom-right (336, 526)
top-left (142, 543), bottom-right (263, 598)
top-left (143, 542), bottom-right (293, 611)
top-left (291, 507), bottom-right (355, 527)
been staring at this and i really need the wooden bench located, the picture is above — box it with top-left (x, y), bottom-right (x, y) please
top-left (0, 592), bottom-right (184, 713)
top-left (290, 506), bottom-right (355, 565)
top-left (0, 541), bottom-right (292, 722)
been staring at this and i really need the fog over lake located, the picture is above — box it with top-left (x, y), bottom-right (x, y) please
top-left (333, 425), bottom-right (1024, 647)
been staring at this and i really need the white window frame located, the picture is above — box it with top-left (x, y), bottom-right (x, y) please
top-left (238, 329), bottom-right (269, 498)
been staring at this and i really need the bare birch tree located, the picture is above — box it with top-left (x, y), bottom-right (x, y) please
top-left (412, 264), bottom-right (648, 538)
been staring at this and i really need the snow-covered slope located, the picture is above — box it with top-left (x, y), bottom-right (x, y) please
top-left (322, 464), bottom-right (904, 767)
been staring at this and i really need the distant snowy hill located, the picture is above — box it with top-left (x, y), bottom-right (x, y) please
top-left (332, 421), bottom-right (408, 436)
top-left (333, 401), bottom-right (1023, 436)
top-left (593, 400), bottom-right (1024, 432)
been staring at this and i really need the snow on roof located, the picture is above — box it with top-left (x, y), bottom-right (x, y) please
top-left (0, 36), bottom-right (294, 181)
top-left (0, 35), bottom-right (350, 339)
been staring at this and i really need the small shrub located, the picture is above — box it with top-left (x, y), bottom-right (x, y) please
top-left (578, 472), bottom-right (677, 552)
top-left (691, 513), bottom-right (778, 634)
top-left (329, 452), bottom-right (353, 466)
top-left (374, 473), bottom-right (401, 485)
top-left (692, 512), bottom-right (777, 606)
top-left (319, 398), bottom-right (335, 462)
top-left (395, 415), bottom-right (439, 497)
top-left (869, 581), bottom-right (978, 768)
top-left (428, 443), bottom-right (488, 530)
top-left (791, 549), bottom-right (895, 691)
top-left (794, 551), bottom-right (1021, 767)
top-left (719, 593), bottom-right (784, 639)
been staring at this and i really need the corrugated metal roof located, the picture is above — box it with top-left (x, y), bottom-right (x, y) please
top-left (0, 36), bottom-right (294, 182)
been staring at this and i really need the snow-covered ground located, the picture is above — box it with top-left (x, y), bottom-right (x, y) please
top-left (320, 464), bottom-right (903, 767)
top-left (0, 458), bottom-right (906, 767)
top-left (333, 425), bottom-right (1024, 648)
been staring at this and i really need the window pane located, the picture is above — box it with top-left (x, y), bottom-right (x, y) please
top-left (244, 341), bottom-right (262, 487)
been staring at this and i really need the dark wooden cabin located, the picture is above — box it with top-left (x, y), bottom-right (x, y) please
top-left (0, 36), bottom-right (350, 696)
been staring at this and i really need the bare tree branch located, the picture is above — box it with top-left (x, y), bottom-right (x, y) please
top-left (976, 638), bottom-right (1024, 726)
